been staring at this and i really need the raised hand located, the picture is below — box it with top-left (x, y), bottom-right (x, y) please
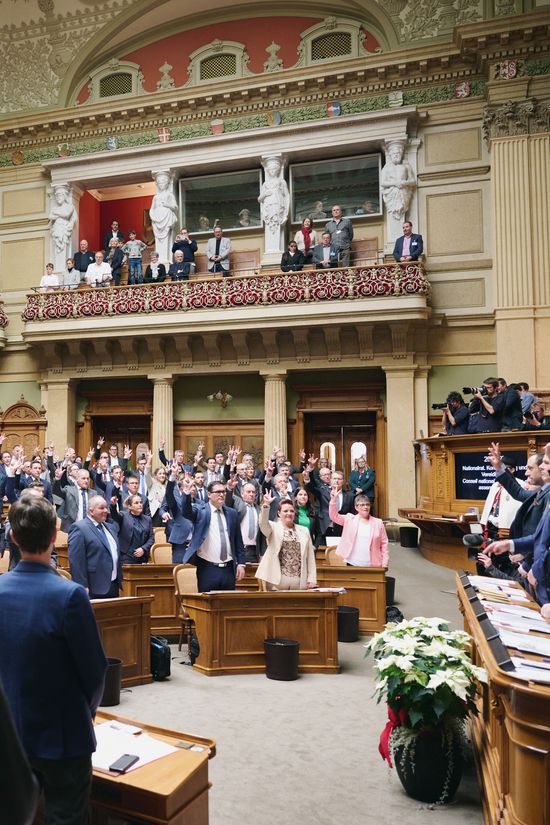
top-left (262, 490), bottom-right (275, 506)
top-left (307, 453), bottom-right (318, 468)
top-left (97, 436), bottom-right (105, 448)
top-left (146, 449), bottom-right (153, 464)
top-left (159, 436), bottom-right (166, 449)
top-left (123, 444), bottom-right (132, 459)
top-left (0, 431), bottom-right (6, 445)
top-left (181, 475), bottom-right (193, 494)
top-left (169, 460), bottom-right (179, 479)
top-left (299, 448), bottom-right (306, 462)
top-left (54, 465), bottom-right (64, 481)
top-left (110, 495), bottom-right (119, 506)
top-left (86, 447), bottom-right (94, 462)
top-left (226, 474), bottom-right (238, 491)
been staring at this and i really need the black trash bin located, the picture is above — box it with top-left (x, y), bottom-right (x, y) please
top-left (337, 606), bottom-right (359, 642)
top-left (100, 657), bottom-right (122, 707)
top-left (264, 638), bottom-right (299, 681)
top-left (386, 576), bottom-right (396, 607)
top-left (400, 526), bottom-right (418, 548)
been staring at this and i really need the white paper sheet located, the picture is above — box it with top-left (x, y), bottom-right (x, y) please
top-left (511, 657), bottom-right (550, 684)
top-left (499, 629), bottom-right (550, 657)
top-left (92, 722), bottom-right (178, 773)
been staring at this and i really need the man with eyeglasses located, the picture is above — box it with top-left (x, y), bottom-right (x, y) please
top-left (172, 467), bottom-right (245, 591)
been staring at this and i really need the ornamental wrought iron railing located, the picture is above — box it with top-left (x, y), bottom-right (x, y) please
top-left (22, 264), bottom-right (430, 322)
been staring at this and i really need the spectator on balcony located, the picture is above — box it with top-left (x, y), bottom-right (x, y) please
top-left (122, 231), bottom-right (147, 285)
top-left (73, 240), bottom-right (95, 283)
top-left (168, 250), bottom-right (190, 282)
top-left (144, 252), bottom-right (167, 283)
top-left (63, 258), bottom-right (80, 290)
top-left (309, 201), bottom-right (327, 221)
top-left (171, 228), bottom-right (197, 277)
top-left (105, 238), bottom-right (124, 286)
top-left (103, 219), bottom-right (124, 254)
top-left (206, 226), bottom-right (231, 276)
top-left (280, 241), bottom-right (305, 273)
top-left (294, 217), bottom-right (318, 262)
top-left (39, 263), bottom-right (59, 292)
top-left (392, 221), bottom-right (423, 262)
top-left (325, 204), bottom-right (354, 267)
top-left (236, 209), bottom-right (252, 228)
top-left (312, 232), bottom-right (339, 269)
top-left (85, 251), bottom-right (112, 287)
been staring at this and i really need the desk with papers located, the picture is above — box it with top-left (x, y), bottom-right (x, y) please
top-left (456, 574), bottom-right (550, 825)
top-left (90, 711), bottom-right (215, 825)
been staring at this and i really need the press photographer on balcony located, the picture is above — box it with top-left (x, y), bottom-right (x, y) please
top-left (465, 378), bottom-right (503, 434)
top-left (436, 392), bottom-right (469, 435)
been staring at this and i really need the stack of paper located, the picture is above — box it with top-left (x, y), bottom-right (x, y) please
top-left (498, 629), bottom-right (550, 657)
top-left (92, 722), bottom-right (178, 773)
top-left (488, 610), bottom-right (550, 634)
top-left (511, 657), bottom-right (550, 684)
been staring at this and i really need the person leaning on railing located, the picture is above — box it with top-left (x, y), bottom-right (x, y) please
top-left (39, 263), bottom-right (59, 293)
top-left (280, 241), bottom-right (305, 272)
top-left (84, 251), bottom-right (112, 288)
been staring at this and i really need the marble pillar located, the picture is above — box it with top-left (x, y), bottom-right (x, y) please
top-left (151, 375), bottom-right (174, 459)
top-left (384, 366), bottom-right (416, 517)
top-left (262, 372), bottom-right (287, 457)
top-left (414, 367), bottom-right (430, 440)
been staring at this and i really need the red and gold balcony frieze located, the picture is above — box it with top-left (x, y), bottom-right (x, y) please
top-left (22, 264), bottom-right (430, 324)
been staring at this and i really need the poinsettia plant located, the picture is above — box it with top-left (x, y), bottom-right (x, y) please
top-left (365, 616), bottom-right (486, 731)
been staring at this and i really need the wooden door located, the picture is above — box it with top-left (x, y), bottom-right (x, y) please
top-left (92, 416), bottom-right (151, 460)
top-left (304, 412), bottom-right (377, 479)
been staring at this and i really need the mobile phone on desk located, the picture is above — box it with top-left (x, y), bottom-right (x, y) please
top-left (109, 753), bottom-right (139, 773)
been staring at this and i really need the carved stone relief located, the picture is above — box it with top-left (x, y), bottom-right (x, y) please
top-left (483, 98), bottom-right (550, 142)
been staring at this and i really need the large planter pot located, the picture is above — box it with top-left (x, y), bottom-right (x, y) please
top-left (392, 726), bottom-right (464, 804)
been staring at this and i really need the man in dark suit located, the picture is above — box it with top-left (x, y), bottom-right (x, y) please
top-left (304, 466), bottom-right (355, 546)
top-left (0, 493), bottom-right (107, 825)
top-left (312, 232), bottom-right (339, 268)
top-left (105, 238), bottom-right (125, 286)
top-left (53, 466), bottom-right (93, 531)
top-left (68, 495), bottom-right (123, 598)
top-left (16, 457), bottom-right (53, 502)
top-left (164, 474), bottom-right (195, 563)
top-left (176, 472), bottom-right (246, 591)
top-left (73, 239), bottom-right (96, 281)
top-left (392, 221), bottom-right (423, 262)
top-left (103, 219), bottom-right (124, 254)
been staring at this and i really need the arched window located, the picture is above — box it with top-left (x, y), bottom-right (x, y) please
top-left (81, 59), bottom-right (144, 104)
top-left (185, 40), bottom-right (252, 87)
top-left (320, 442), bottom-right (336, 469)
top-left (350, 442), bottom-right (368, 467)
top-left (296, 17), bottom-right (379, 68)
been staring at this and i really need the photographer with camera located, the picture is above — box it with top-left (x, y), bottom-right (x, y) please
top-left (496, 378), bottom-right (523, 431)
top-left (465, 378), bottom-right (503, 433)
top-left (436, 391), bottom-right (469, 435)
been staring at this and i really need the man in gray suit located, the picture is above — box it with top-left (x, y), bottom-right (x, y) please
top-left (226, 479), bottom-right (264, 562)
top-left (53, 467), bottom-right (93, 531)
top-left (206, 226), bottom-right (231, 275)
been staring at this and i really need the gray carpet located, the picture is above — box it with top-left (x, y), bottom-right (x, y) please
top-left (115, 543), bottom-right (482, 824)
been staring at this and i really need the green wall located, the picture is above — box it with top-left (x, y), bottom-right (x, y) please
top-left (428, 365), bottom-right (497, 407)
top-left (174, 374), bottom-right (264, 420)
top-left (0, 381), bottom-right (41, 411)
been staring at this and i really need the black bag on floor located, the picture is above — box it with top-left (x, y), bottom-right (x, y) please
top-left (150, 635), bottom-right (171, 680)
top-left (189, 628), bottom-right (200, 665)
top-left (386, 606), bottom-right (404, 624)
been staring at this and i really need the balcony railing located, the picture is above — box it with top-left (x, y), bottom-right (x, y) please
top-left (22, 264), bottom-right (429, 322)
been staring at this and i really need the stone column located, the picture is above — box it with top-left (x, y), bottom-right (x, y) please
top-left (262, 372), bottom-right (287, 458)
top-left (414, 367), bottom-right (430, 440)
top-left (150, 375), bottom-right (174, 459)
top-left (384, 366), bottom-right (416, 518)
top-left (485, 98), bottom-right (550, 384)
top-left (259, 154), bottom-right (289, 267)
top-left (44, 379), bottom-right (76, 450)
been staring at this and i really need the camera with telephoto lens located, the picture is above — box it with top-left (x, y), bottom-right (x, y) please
top-left (463, 386), bottom-right (488, 396)
top-left (432, 403), bottom-right (448, 410)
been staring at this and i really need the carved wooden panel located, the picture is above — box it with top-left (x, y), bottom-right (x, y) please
top-left (0, 397), bottom-right (47, 455)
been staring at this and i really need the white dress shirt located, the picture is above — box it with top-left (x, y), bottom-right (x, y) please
top-left (198, 504), bottom-right (232, 563)
top-left (346, 518), bottom-right (372, 567)
top-left (88, 515), bottom-right (119, 580)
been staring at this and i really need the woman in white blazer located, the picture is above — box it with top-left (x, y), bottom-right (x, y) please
top-left (256, 491), bottom-right (317, 590)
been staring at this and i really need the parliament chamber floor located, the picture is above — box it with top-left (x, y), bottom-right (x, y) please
top-left (116, 542), bottom-right (482, 825)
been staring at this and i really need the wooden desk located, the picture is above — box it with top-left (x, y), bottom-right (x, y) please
top-left (235, 562), bottom-right (260, 591)
top-left (92, 596), bottom-right (153, 687)
top-left (316, 566), bottom-right (386, 634)
top-left (456, 576), bottom-right (550, 825)
top-left (182, 591), bottom-right (340, 676)
top-left (91, 711), bottom-right (216, 825)
top-left (122, 563), bottom-right (179, 636)
top-left (398, 508), bottom-right (475, 572)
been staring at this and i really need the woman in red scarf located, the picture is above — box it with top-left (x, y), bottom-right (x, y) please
top-left (294, 217), bottom-right (318, 263)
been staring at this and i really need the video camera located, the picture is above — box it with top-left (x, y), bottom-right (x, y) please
top-left (463, 386), bottom-right (488, 396)
top-left (432, 403), bottom-right (448, 410)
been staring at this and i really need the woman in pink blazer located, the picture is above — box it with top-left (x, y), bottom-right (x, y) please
top-left (328, 492), bottom-right (389, 567)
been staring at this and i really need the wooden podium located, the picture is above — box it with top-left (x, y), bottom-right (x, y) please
top-left (456, 576), bottom-right (550, 825)
top-left (181, 590), bottom-right (340, 676)
top-left (317, 566), bottom-right (386, 634)
top-left (92, 596), bottom-right (153, 687)
top-left (91, 711), bottom-right (216, 825)
top-left (122, 563), bottom-right (180, 636)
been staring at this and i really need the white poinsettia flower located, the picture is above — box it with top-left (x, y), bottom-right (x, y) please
top-left (376, 653), bottom-right (416, 672)
top-left (386, 636), bottom-right (418, 655)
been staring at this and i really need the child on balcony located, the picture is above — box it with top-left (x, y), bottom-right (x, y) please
top-left (122, 230), bottom-right (147, 285)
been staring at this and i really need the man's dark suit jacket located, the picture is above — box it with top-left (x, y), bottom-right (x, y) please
top-left (68, 516), bottom-right (123, 595)
top-left (180, 493), bottom-right (245, 567)
top-left (392, 233), bottom-right (423, 261)
top-left (103, 230), bottom-right (124, 254)
top-left (305, 476), bottom-right (355, 537)
top-left (109, 507), bottom-right (154, 563)
top-left (165, 480), bottom-right (194, 547)
top-left (0, 561), bottom-right (107, 759)
top-left (496, 472), bottom-right (550, 540)
top-left (16, 473), bottom-right (53, 503)
top-left (312, 243), bottom-right (339, 268)
top-left (107, 247), bottom-right (124, 285)
top-left (73, 250), bottom-right (95, 274)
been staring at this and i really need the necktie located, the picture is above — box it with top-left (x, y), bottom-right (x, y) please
top-left (96, 523), bottom-right (111, 552)
top-left (140, 473), bottom-right (146, 498)
top-left (216, 509), bottom-right (228, 561)
top-left (81, 489), bottom-right (87, 516)
top-left (247, 504), bottom-right (256, 541)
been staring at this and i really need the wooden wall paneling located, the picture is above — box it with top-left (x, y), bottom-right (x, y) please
top-left (173, 421), bottom-right (264, 465)
top-left (0, 398), bottom-right (47, 456)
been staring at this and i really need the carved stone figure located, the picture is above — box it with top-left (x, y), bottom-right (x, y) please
top-left (263, 42), bottom-right (283, 72)
top-left (49, 184), bottom-right (77, 273)
top-left (258, 155), bottom-right (290, 260)
top-left (150, 171), bottom-right (178, 264)
top-left (380, 140), bottom-right (416, 221)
